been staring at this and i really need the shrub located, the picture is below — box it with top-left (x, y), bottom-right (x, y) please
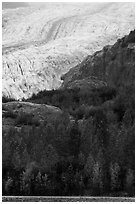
top-left (15, 112), bottom-right (40, 126)
top-left (2, 96), bottom-right (16, 103)
top-left (3, 110), bottom-right (17, 119)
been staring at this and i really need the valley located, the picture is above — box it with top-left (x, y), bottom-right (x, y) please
top-left (2, 2), bottom-right (135, 198)
top-left (2, 29), bottom-right (135, 196)
top-left (2, 3), bottom-right (135, 99)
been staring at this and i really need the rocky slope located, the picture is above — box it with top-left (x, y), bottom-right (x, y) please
top-left (2, 3), bottom-right (135, 99)
top-left (62, 30), bottom-right (135, 90)
top-left (2, 101), bottom-right (62, 132)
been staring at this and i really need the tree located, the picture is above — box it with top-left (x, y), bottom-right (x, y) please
top-left (69, 122), bottom-right (81, 157)
top-left (40, 144), bottom-right (59, 171)
top-left (110, 162), bottom-right (121, 191)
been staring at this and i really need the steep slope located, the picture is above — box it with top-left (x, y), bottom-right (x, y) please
top-left (28, 30), bottom-right (134, 119)
top-left (2, 3), bottom-right (135, 99)
top-left (62, 30), bottom-right (135, 90)
top-left (2, 31), bottom-right (135, 197)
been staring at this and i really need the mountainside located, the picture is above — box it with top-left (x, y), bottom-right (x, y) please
top-left (62, 30), bottom-right (135, 90)
top-left (2, 29), bottom-right (135, 197)
top-left (2, 2), bottom-right (135, 99)
top-left (26, 30), bottom-right (135, 123)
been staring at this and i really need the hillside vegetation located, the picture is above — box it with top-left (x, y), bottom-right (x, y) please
top-left (2, 31), bottom-right (135, 196)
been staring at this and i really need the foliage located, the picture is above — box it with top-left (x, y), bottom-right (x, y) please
top-left (2, 96), bottom-right (16, 103)
top-left (15, 111), bottom-right (40, 126)
top-left (2, 31), bottom-right (135, 196)
top-left (3, 110), bottom-right (17, 119)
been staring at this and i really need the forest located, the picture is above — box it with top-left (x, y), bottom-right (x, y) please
top-left (2, 30), bottom-right (135, 196)
top-left (2, 81), bottom-right (135, 196)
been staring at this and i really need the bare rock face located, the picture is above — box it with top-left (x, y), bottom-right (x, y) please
top-left (2, 3), bottom-right (135, 99)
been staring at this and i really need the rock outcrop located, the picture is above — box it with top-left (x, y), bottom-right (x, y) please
top-left (62, 30), bottom-right (135, 90)
top-left (2, 3), bottom-right (135, 99)
top-left (2, 101), bottom-right (62, 131)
